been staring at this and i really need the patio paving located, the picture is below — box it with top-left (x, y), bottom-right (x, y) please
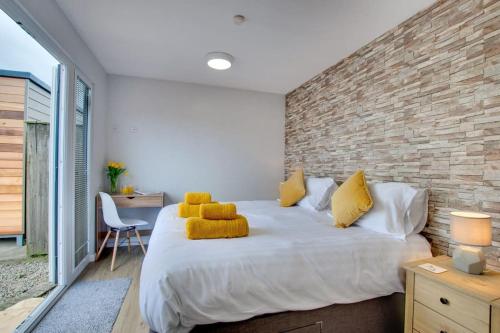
top-left (0, 297), bottom-right (44, 332)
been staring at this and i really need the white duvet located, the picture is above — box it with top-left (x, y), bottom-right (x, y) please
top-left (140, 200), bottom-right (431, 333)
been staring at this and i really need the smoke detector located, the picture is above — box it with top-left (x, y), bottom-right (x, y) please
top-left (233, 15), bottom-right (246, 25)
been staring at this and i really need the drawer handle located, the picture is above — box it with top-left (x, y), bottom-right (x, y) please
top-left (439, 297), bottom-right (449, 305)
top-left (440, 331), bottom-right (447, 333)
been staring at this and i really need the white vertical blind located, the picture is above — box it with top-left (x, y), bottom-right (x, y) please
top-left (74, 77), bottom-right (90, 266)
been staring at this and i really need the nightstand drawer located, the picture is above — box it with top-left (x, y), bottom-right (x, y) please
top-left (414, 275), bottom-right (489, 333)
top-left (414, 302), bottom-right (474, 333)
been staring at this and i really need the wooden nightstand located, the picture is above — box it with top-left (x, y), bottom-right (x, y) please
top-left (404, 256), bottom-right (500, 333)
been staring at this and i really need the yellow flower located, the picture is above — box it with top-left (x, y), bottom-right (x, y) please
top-left (107, 160), bottom-right (126, 169)
top-left (124, 171), bottom-right (129, 176)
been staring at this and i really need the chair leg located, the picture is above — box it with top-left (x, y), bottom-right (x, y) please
top-left (111, 230), bottom-right (120, 271)
top-left (127, 231), bottom-right (131, 253)
top-left (96, 230), bottom-right (112, 261)
top-left (135, 229), bottom-right (147, 255)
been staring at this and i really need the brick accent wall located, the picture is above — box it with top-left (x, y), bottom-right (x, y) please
top-left (285, 0), bottom-right (500, 255)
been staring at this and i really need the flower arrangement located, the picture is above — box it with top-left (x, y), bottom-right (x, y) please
top-left (106, 161), bottom-right (127, 193)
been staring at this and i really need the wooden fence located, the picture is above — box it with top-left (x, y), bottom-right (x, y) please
top-left (0, 76), bottom-right (25, 241)
top-left (25, 122), bottom-right (49, 255)
top-left (0, 74), bottom-right (51, 252)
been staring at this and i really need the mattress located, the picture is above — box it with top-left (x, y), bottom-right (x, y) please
top-left (140, 200), bottom-right (432, 333)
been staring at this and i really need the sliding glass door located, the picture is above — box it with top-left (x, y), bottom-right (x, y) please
top-left (0, 2), bottom-right (96, 330)
top-left (74, 76), bottom-right (91, 269)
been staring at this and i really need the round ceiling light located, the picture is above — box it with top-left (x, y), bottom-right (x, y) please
top-left (206, 52), bottom-right (233, 70)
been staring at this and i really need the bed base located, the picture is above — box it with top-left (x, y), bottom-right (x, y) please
top-left (152, 293), bottom-right (404, 333)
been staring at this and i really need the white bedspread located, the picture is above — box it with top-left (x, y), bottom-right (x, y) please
top-left (140, 200), bottom-right (431, 333)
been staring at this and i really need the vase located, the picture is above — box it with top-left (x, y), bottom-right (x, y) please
top-left (110, 177), bottom-right (118, 193)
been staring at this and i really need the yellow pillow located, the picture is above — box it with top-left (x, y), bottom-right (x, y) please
top-left (332, 170), bottom-right (373, 228)
top-left (279, 169), bottom-right (306, 207)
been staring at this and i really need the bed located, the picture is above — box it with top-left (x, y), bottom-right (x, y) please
top-left (140, 200), bottom-right (432, 333)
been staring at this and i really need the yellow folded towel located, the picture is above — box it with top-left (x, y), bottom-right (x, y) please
top-left (200, 203), bottom-right (237, 220)
top-left (178, 203), bottom-right (201, 218)
top-left (184, 192), bottom-right (212, 205)
top-left (178, 201), bottom-right (219, 218)
top-left (186, 215), bottom-right (249, 239)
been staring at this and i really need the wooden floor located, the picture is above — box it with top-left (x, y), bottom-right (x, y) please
top-left (79, 246), bottom-right (149, 333)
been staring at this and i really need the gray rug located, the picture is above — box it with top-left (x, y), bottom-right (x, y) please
top-left (33, 278), bottom-right (131, 333)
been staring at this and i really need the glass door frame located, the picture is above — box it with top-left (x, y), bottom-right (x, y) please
top-left (15, 62), bottom-right (69, 333)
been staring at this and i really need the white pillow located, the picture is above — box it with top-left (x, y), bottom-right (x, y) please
top-left (406, 188), bottom-right (429, 234)
top-left (356, 182), bottom-right (428, 239)
top-left (298, 177), bottom-right (337, 211)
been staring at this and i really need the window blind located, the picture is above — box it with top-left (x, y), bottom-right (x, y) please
top-left (74, 77), bottom-right (90, 266)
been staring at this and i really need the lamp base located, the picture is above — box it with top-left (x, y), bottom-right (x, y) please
top-left (452, 245), bottom-right (485, 275)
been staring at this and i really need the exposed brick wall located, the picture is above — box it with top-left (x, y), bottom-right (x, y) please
top-left (285, 0), bottom-right (500, 255)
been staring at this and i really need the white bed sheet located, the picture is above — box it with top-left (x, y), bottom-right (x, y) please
top-left (140, 200), bottom-right (431, 333)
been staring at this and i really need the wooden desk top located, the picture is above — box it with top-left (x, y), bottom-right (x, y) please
top-left (102, 192), bottom-right (163, 198)
top-left (96, 192), bottom-right (164, 208)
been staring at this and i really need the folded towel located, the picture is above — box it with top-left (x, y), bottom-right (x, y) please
top-left (200, 203), bottom-right (237, 220)
top-left (186, 215), bottom-right (249, 239)
top-left (178, 202), bottom-right (219, 218)
top-left (184, 192), bottom-right (212, 205)
top-left (178, 203), bottom-right (201, 218)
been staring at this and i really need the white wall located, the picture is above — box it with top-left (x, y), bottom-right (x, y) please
top-left (107, 75), bottom-right (284, 205)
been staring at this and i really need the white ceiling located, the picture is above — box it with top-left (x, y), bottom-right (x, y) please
top-left (55, 0), bottom-right (435, 94)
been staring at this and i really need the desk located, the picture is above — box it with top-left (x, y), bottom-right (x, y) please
top-left (95, 193), bottom-right (164, 259)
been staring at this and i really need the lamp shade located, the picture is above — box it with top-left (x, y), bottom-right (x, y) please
top-left (450, 211), bottom-right (492, 246)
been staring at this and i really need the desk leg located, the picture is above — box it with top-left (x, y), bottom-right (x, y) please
top-left (95, 197), bottom-right (107, 260)
top-left (127, 231), bottom-right (131, 253)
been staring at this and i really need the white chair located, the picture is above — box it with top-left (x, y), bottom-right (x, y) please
top-left (96, 192), bottom-right (148, 271)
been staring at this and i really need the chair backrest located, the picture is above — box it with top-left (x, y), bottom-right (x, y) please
top-left (99, 192), bottom-right (125, 229)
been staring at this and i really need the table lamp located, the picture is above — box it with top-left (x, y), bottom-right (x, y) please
top-left (450, 211), bottom-right (492, 274)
